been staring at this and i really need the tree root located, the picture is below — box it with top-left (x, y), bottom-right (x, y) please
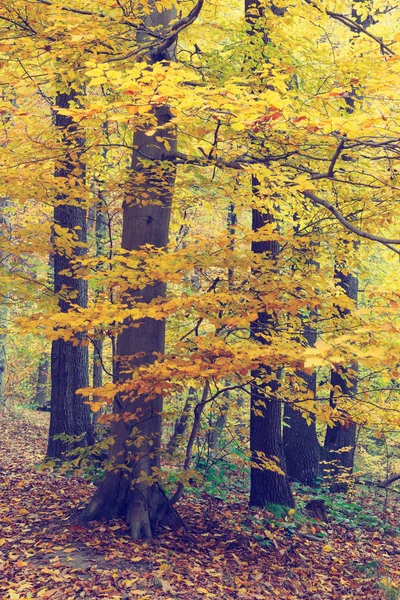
top-left (80, 478), bottom-right (185, 540)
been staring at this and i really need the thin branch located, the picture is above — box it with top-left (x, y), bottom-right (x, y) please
top-left (303, 190), bottom-right (400, 253)
top-left (305, 1), bottom-right (396, 56)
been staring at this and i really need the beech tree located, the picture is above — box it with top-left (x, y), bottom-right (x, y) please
top-left (81, 3), bottom-right (192, 539)
top-left (2, 0), bottom-right (400, 542)
top-left (47, 90), bottom-right (94, 458)
top-left (283, 323), bottom-right (320, 486)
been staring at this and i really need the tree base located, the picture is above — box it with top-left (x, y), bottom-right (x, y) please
top-left (80, 475), bottom-right (184, 540)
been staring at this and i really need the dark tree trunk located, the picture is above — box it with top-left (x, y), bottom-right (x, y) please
top-left (323, 269), bottom-right (358, 492)
top-left (80, 4), bottom-right (184, 539)
top-left (321, 3), bottom-right (366, 492)
top-left (249, 206), bottom-right (294, 508)
top-left (35, 354), bottom-right (50, 408)
top-left (283, 324), bottom-right (320, 486)
top-left (245, 2), bottom-right (293, 508)
top-left (47, 90), bottom-right (94, 458)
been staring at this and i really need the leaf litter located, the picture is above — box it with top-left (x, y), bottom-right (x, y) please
top-left (0, 413), bottom-right (399, 599)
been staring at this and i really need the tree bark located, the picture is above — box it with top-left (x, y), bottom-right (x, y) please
top-left (35, 353), bottom-right (50, 408)
top-left (323, 268), bottom-right (358, 492)
top-left (47, 90), bottom-right (94, 458)
top-left (245, 2), bottom-right (294, 508)
top-left (249, 206), bottom-right (294, 508)
top-left (283, 324), bottom-right (320, 486)
top-left (81, 4), bottom-right (184, 539)
top-left (92, 193), bottom-right (109, 427)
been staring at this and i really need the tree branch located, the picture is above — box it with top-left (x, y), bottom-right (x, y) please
top-left (303, 190), bottom-right (400, 253)
top-left (305, 0), bottom-right (396, 56)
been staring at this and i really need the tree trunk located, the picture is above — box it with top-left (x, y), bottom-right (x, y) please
top-left (323, 268), bottom-right (358, 492)
top-left (81, 4), bottom-right (183, 539)
top-left (283, 324), bottom-right (320, 486)
top-left (47, 90), bottom-right (94, 458)
top-left (321, 3), bottom-right (366, 492)
top-left (92, 193), bottom-right (109, 427)
top-left (245, 1), bottom-right (293, 508)
top-left (35, 354), bottom-right (50, 408)
top-left (249, 206), bottom-right (294, 508)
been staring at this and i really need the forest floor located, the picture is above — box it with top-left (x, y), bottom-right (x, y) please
top-left (0, 410), bottom-right (399, 600)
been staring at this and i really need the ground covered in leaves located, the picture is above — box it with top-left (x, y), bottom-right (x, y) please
top-left (0, 411), bottom-right (399, 599)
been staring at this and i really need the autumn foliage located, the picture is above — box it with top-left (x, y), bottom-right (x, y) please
top-left (0, 0), bottom-right (400, 596)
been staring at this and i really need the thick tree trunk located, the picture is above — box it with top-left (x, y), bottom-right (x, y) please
top-left (47, 90), bottom-right (94, 458)
top-left (323, 269), bottom-right (358, 492)
top-left (283, 324), bottom-right (320, 486)
top-left (81, 4), bottom-right (182, 539)
top-left (35, 354), bottom-right (50, 408)
top-left (249, 206), bottom-right (294, 508)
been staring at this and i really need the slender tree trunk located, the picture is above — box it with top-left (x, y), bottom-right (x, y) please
top-left (320, 3), bottom-right (366, 491)
top-left (92, 194), bottom-right (109, 427)
top-left (47, 90), bottom-right (94, 458)
top-left (323, 268), bottom-right (358, 492)
top-left (35, 354), bottom-right (50, 408)
top-left (245, 2), bottom-right (294, 508)
top-left (283, 324), bottom-right (320, 486)
top-left (249, 206), bottom-right (294, 508)
top-left (81, 5), bottom-right (184, 539)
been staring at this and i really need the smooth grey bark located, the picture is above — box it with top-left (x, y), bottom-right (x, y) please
top-left (81, 4), bottom-right (184, 539)
top-left (35, 354), bottom-right (50, 408)
top-left (47, 90), bottom-right (94, 458)
top-left (283, 324), bottom-right (320, 486)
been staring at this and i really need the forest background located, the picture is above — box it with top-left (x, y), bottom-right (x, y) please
top-left (0, 0), bottom-right (400, 598)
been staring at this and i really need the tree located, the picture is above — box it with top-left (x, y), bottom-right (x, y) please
top-left (81, 2), bottom-right (189, 539)
top-left (283, 323), bottom-right (320, 486)
top-left (323, 266), bottom-right (358, 491)
top-left (47, 89), bottom-right (94, 458)
top-left (249, 205), bottom-right (294, 508)
top-left (35, 353), bottom-right (50, 409)
top-left (246, 0), bottom-right (294, 508)
top-left (2, 0), bottom-right (400, 540)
